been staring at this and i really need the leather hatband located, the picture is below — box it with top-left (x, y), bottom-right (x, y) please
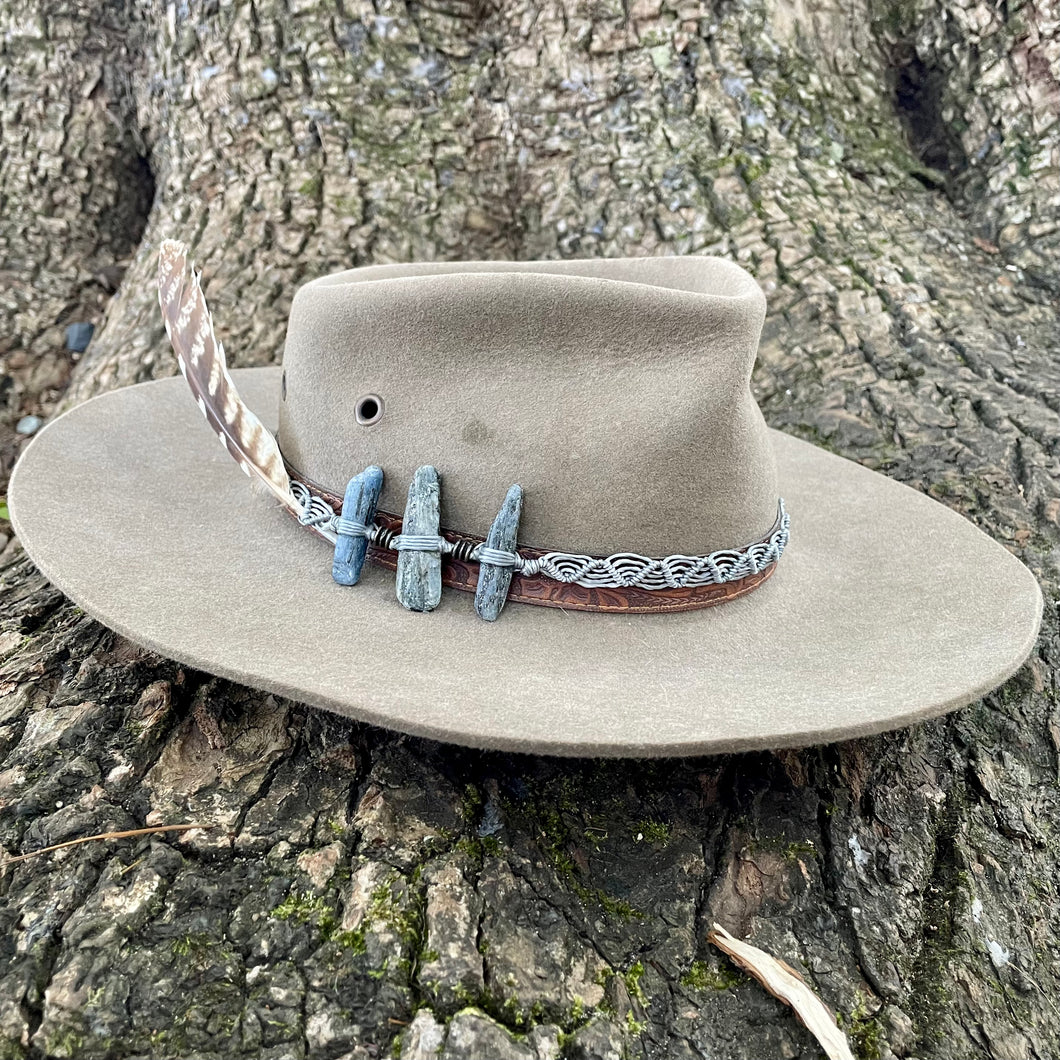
top-left (286, 466), bottom-right (781, 614)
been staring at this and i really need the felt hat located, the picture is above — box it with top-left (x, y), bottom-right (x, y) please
top-left (8, 243), bottom-right (1042, 757)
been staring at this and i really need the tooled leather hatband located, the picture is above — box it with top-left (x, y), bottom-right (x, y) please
top-left (286, 464), bottom-right (787, 615)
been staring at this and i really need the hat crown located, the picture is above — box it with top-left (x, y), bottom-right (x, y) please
top-left (277, 257), bottom-right (776, 555)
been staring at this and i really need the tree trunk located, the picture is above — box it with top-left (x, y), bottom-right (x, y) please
top-left (1, 0), bottom-right (1058, 1057)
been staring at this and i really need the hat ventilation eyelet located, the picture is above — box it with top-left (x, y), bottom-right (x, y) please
top-left (355, 394), bottom-right (384, 426)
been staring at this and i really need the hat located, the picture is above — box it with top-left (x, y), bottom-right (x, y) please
top-left (7, 242), bottom-right (1042, 757)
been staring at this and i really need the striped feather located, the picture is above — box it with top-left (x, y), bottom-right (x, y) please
top-left (157, 240), bottom-right (299, 518)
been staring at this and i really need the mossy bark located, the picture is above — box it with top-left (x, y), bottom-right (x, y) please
top-left (1, 0), bottom-right (1058, 1057)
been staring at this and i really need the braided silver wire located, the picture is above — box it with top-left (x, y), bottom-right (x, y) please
top-left (290, 480), bottom-right (338, 544)
top-left (518, 503), bottom-right (789, 588)
top-left (289, 479), bottom-right (789, 591)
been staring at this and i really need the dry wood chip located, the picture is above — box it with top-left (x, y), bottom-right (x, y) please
top-left (708, 923), bottom-right (855, 1060)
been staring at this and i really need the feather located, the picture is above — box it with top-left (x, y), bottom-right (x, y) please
top-left (157, 239), bottom-right (301, 520)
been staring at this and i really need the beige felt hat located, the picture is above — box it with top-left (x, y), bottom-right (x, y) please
top-left (8, 242), bottom-right (1042, 756)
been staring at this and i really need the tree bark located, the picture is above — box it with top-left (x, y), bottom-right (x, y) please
top-left (1, 0), bottom-right (1058, 1058)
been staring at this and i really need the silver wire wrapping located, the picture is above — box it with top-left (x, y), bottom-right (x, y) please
top-left (290, 481), bottom-right (789, 591)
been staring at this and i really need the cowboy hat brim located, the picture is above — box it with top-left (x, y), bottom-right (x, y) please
top-left (9, 367), bottom-right (1042, 757)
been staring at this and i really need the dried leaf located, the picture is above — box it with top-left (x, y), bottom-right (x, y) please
top-left (708, 923), bottom-right (855, 1060)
